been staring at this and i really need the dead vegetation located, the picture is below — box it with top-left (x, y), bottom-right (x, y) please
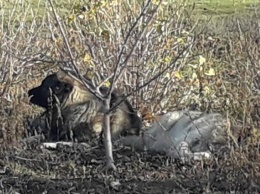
top-left (0, 0), bottom-right (260, 193)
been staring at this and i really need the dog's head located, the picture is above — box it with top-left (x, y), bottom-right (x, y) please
top-left (28, 73), bottom-right (73, 109)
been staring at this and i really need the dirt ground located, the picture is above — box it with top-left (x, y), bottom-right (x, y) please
top-left (0, 138), bottom-right (259, 194)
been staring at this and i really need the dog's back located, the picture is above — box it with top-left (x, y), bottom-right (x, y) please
top-left (28, 71), bottom-right (142, 142)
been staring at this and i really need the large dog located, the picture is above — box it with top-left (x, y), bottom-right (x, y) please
top-left (28, 70), bottom-right (142, 143)
top-left (119, 111), bottom-right (242, 161)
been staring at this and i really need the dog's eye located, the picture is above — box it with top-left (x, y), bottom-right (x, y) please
top-left (55, 86), bottom-right (60, 91)
top-left (54, 82), bottom-right (62, 91)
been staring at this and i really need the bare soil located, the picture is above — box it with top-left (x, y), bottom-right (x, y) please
top-left (1, 139), bottom-right (259, 194)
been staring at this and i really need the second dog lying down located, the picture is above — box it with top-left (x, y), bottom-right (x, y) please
top-left (119, 111), bottom-right (237, 160)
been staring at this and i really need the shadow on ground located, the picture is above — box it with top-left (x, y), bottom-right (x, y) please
top-left (0, 140), bottom-right (259, 194)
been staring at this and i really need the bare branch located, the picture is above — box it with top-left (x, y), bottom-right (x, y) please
top-left (48, 0), bottom-right (105, 100)
top-left (109, 42), bottom-right (193, 113)
top-left (108, 0), bottom-right (163, 97)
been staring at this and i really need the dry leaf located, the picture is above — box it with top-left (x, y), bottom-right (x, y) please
top-left (102, 81), bottom-right (111, 87)
top-left (177, 37), bottom-right (184, 43)
top-left (205, 68), bottom-right (215, 76)
top-left (199, 55), bottom-right (206, 65)
top-left (174, 71), bottom-right (183, 80)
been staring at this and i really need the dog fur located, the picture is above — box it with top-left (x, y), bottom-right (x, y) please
top-left (28, 70), bottom-right (142, 142)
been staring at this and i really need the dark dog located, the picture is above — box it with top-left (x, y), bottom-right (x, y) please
top-left (28, 70), bottom-right (142, 142)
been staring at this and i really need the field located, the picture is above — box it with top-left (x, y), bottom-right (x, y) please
top-left (0, 0), bottom-right (260, 193)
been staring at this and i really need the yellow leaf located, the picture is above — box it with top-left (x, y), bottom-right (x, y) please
top-left (160, 56), bottom-right (171, 64)
top-left (67, 14), bottom-right (76, 24)
top-left (152, 0), bottom-right (160, 5)
top-left (205, 68), bottom-right (216, 76)
top-left (203, 86), bottom-right (211, 95)
top-left (84, 53), bottom-right (92, 63)
top-left (102, 81), bottom-right (111, 87)
top-left (177, 38), bottom-right (184, 44)
top-left (199, 55), bottom-right (206, 65)
top-left (174, 71), bottom-right (183, 80)
top-left (164, 56), bottom-right (171, 63)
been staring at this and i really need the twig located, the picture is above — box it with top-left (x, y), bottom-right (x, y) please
top-left (48, 0), bottom-right (104, 100)
top-left (109, 42), bottom-right (193, 113)
top-left (108, 0), bottom-right (163, 97)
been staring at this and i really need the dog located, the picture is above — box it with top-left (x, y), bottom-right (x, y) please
top-left (119, 111), bottom-right (242, 162)
top-left (28, 70), bottom-right (142, 143)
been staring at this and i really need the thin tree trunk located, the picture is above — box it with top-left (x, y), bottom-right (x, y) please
top-left (103, 98), bottom-right (116, 171)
